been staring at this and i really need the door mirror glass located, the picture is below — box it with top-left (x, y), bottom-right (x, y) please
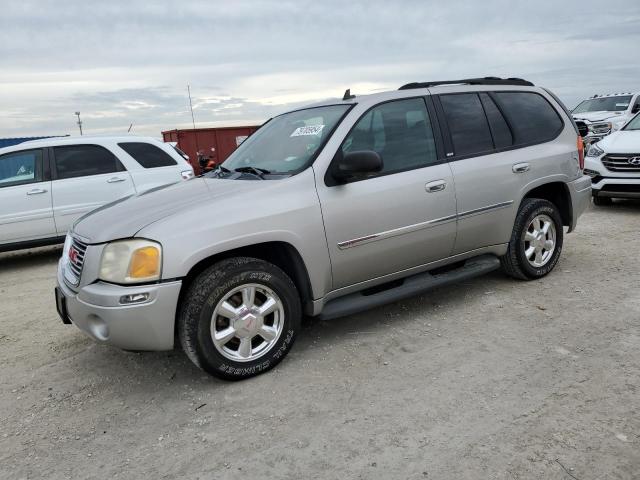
top-left (632, 104), bottom-right (640, 114)
top-left (333, 150), bottom-right (383, 182)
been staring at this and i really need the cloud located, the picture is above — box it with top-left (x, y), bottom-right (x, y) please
top-left (0, 0), bottom-right (639, 137)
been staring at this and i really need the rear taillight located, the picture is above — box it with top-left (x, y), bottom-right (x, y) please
top-left (577, 136), bottom-right (585, 170)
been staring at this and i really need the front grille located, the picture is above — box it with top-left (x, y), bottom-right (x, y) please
top-left (601, 154), bottom-right (640, 172)
top-left (66, 237), bottom-right (88, 285)
top-left (589, 123), bottom-right (611, 135)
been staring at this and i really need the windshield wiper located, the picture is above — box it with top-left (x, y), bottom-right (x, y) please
top-left (233, 166), bottom-right (271, 179)
top-left (205, 165), bottom-right (231, 178)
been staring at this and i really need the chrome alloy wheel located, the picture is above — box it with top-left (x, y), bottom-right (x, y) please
top-left (210, 283), bottom-right (284, 362)
top-left (524, 214), bottom-right (556, 268)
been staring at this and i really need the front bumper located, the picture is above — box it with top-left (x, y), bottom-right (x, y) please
top-left (56, 260), bottom-right (181, 351)
top-left (567, 175), bottom-right (592, 231)
top-left (584, 156), bottom-right (640, 198)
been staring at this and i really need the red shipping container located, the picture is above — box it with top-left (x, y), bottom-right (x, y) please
top-left (162, 125), bottom-right (259, 175)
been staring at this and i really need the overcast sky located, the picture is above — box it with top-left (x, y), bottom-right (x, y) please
top-left (1, 0), bottom-right (639, 138)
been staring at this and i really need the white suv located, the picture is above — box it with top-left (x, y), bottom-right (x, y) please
top-left (0, 136), bottom-right (194, 251)
top-left (572, 92), bottom-right (640, 144)
top-left (585, 113), bottom-right (640, 205)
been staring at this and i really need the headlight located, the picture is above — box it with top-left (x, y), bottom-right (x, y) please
top-left (589, 122), bottom-right (611, 135)
top-left (586, 143), bottom-right (604, 157)
top-left (99, 239), bottom-right (162, 284)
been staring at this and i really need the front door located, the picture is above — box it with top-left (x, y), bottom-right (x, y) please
top-left (0, 148), bottom-right (55, 244)
top-left (316, 97), bottom-right (457, 290)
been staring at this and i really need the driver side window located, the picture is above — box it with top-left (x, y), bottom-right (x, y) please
top-left (341, 98), bottom-right (438, 176)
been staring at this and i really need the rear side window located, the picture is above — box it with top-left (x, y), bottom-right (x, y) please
top-left (493, 92), bottom-right (563, 145)
top-left (53, 145), bottom-right (122, 180)
top-left (341, 97), bottom-right (438, 175)
top-left (440, 93), bottom-right (494, 157)
top-left (479, 93), bottom-right (513, 149)
top-left (119, 142), bottom-right (177, 168)
top-left (0, 149), bottom-right (42, 187)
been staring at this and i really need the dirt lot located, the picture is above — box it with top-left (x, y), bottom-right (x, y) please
top-left (1, 201), bottom-right (639, 480)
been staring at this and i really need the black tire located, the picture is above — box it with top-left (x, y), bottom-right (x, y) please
top-left (178, 257), bottom-right (301, 380)
top-left (500, 198), bottom-right (564, 280)
top-left (593, 195), bottom-right (612, 206)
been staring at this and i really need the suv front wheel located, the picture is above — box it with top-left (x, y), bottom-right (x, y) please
top-left (178, 257), bottom-right (301, 380)
top-left (501, 198), bottom-right (564, 280)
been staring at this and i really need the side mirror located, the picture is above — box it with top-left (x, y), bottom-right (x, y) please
top-left (632, 104), bottom-right (640, 114)
top-left (332, 150), bottom-right (383, 182)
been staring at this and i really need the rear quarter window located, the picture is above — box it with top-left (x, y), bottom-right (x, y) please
top-left (492, 92), bottom-right (563, 146)
top-left (119, 142), bottom-right (178, 168)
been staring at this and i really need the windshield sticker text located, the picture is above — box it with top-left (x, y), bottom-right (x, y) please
top-left (290, 125), bottom-right (324, 137)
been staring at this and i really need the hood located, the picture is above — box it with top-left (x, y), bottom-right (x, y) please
top-left (573, 111), bottom-right (626, 123)
top-left (74, 177), bottom-right (274, 243)
top-left (597, 129), bottom-right (640, 153)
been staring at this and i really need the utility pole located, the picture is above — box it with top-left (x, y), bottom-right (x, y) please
top-left (74, 112), bottom-right (83, 136)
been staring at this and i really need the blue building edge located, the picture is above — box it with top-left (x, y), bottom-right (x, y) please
top-left (0, 135), bottom-right (69, 149)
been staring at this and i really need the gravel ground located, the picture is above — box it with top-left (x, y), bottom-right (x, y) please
top-left (1, 201), bottom-right (639, 480)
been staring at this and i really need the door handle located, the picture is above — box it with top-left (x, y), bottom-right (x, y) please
top-left (107, 177), bottom-right (126, 183)
top-left (425, 180), bottom-right (447, 193)
top-left (512, 163), bottom-right (530, 173)
top-left (26, 188), bottom-right (47, 195)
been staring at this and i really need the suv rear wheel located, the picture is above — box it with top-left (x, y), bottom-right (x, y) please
top-left (501, 198), bottom-right (564, 280)
top-left (178, 257), bottom-right (301, 380)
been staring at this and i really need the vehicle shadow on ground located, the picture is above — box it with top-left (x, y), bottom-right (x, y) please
top-left (75, 269), bottom-right (508, 387)
top-left (0, 245), bottom-right (62, 270)
top-left (596, 198), bottom-right (640, 211)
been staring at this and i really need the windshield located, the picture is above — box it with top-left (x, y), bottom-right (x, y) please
top-left (220, 104), bottom-right (351, 175)
top-left (623, 114), bottom-right (640, 131)
top-left (573, 96), bottom-right (632, 114)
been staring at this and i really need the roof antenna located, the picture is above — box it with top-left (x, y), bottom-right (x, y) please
top-left (343, 88), bottom-right (356, 100)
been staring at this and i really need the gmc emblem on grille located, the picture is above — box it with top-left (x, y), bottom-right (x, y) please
top-left (68, 247), bottom-right (79, 263)
top-left (629, 157), bottom-right (640, 165)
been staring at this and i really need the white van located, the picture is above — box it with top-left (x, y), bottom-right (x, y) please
top-left (0, 136), bottom-right (194, 251)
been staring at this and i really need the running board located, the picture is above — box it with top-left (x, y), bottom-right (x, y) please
top-left (318, 255), bottom-right (501, 321)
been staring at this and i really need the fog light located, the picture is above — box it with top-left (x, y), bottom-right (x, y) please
top-left (119, 293), bottom-right (150, 305)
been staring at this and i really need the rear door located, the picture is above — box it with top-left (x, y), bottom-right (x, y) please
top-left (0, 148), bottom-right (55, 244)
top-left (51, 144), bottom-right (136, 235)
top-left (317, 97), bottom-right (457, 290)
top-left (435, 90), bottom-right (564, 254)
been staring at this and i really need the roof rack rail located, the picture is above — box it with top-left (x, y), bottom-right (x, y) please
top-left (399, 76), bottom-right (534, 90)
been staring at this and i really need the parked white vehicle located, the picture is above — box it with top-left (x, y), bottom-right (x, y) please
top-left (572, 92), bottom-right (640, 144)
top-left (584, 113), bottom-right (640, 205)
top-left (0, 136), bottom-right (194, 251)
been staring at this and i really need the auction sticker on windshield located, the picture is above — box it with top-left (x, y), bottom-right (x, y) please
top-left (290, 125), bottom-right (324, 137)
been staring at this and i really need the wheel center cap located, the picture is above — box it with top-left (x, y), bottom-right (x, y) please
top-left (234, 310), bottom-right (261, 336)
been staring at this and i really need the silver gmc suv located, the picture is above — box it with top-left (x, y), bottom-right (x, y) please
top-left (55, 77), bottom-right (592, 380)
